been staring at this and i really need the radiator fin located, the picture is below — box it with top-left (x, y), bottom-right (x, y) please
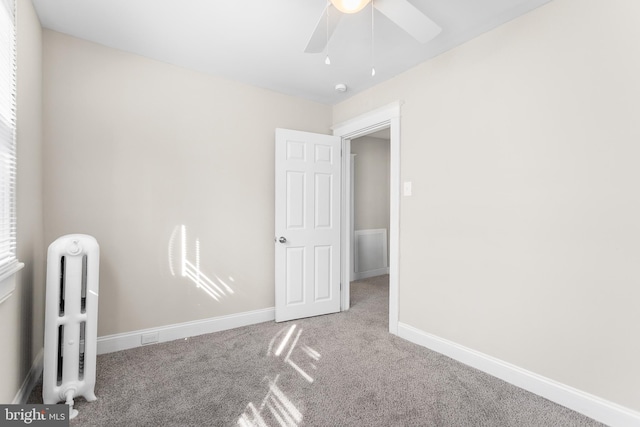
top-left (79, 321), bottom-right (86, 379)
top-left (59, 256), bottom-right (65, 316)
top-left (81, 255), bottom-right (87, 313)
top-left (56, 325), bottom-right (64, 386)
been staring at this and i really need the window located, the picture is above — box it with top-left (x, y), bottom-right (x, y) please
top-left (0, 0), bottom-right (18, 284)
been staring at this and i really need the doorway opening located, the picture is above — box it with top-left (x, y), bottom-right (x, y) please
top-left (349, 130), bottom-right (391, 325)
top-left (350, 130), bottom-right (390, 281)
top-left (333, 102), bottom-right (401, 334)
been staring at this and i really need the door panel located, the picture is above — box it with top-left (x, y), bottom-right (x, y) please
top-left (287, 172), bottom-right (305, 229)
top-left (314, 246), bottom-right (332, 301)
top-left (286, 247), bottom-right (305, 305)
top-left (275, 128), bottom-right (341, 322)
top-left (315, 174), bottom-right (333, 228)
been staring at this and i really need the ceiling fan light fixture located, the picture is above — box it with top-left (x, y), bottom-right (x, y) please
top-left (330, 0), bottom-right (371, 14)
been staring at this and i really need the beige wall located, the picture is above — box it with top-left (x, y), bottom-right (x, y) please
top-left (9, 0), bottom-right (640, 415)
top-left (334, 0), bottom-right (640, 412)
top-left (0, 0), bottom-right (44, 403)
top-left (42, 31), bottom-right (332, 337)
top-left (351, 136), bottom-right (390, 232)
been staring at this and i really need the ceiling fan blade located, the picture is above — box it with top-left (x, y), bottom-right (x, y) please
top-left (374, 0), bottom-right (442, 43)
top-left (304, 3), bottom-right (343, 53)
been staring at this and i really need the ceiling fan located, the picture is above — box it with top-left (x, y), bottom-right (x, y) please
top-left (304, 0), bottom-right (442, 53)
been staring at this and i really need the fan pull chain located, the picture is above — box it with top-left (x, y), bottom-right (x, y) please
top-left (325, 3), bottom-right (331, 65)
top-left (371, 0), bottom-right (376, 76)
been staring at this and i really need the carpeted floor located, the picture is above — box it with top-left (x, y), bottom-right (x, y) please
top-left (28, 275), bottom-right (604, 426)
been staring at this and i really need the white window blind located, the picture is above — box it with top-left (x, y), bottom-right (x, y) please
top-left (0, 0), bottom-right (18, 280)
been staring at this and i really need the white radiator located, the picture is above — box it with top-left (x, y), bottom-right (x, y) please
top-left (43, 234), bottom-right (100, 419)
top-left (354, 228), bottom-right (389, 280)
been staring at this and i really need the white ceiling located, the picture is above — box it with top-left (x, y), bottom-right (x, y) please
top-left (31, 0), bottom-right (551, 105)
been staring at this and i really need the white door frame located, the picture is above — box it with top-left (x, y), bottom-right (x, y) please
top-left (332, 102), bottom-right (401, 335)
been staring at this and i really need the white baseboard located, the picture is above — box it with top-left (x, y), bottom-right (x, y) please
top-left (353, 267), bottom-right (390, 281)
top-left (397, 322), bottom-right (640, 427)
top-left (13, 348), bottom-right (44, 404)
top-left (97, 307), bottom-right (275, 355)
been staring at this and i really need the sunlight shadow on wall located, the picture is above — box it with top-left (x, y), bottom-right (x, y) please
top-left (168, 225), bottom-right (234, 300)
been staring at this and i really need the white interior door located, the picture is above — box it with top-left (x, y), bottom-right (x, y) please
top-left (275, 128), bottom-right (341, 322)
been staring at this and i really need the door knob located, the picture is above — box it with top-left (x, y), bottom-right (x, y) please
top-left (278, 237), bottom-right (287, 243)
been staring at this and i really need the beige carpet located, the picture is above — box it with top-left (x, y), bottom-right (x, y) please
top-left (29, 275), bottom-right (603, 426)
